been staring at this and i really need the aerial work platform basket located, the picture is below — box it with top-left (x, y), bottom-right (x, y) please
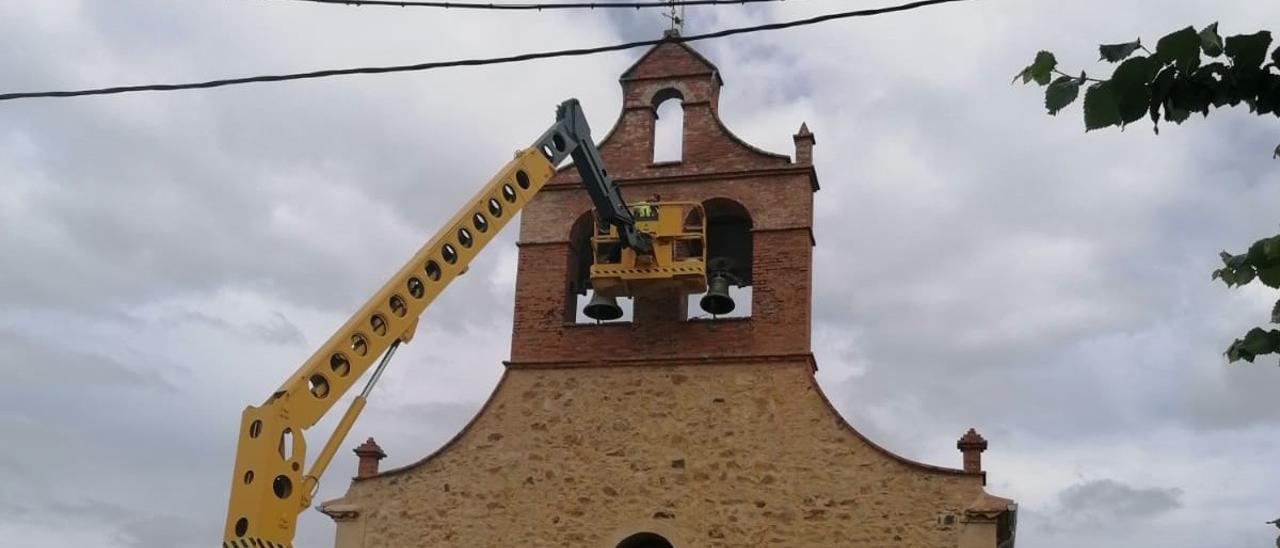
top-left (589, 200), bottom-right (707, 298)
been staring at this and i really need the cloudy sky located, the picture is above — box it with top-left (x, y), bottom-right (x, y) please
top-left (2, 1), bottom-right (1279, 547)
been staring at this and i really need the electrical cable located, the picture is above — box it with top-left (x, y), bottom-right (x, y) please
top-left (270, 0), bottom-right (782, 9)
top-left (0, 0), bottom-right (969, 102)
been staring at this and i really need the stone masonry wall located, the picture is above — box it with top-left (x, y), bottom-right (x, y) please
top-left (338, 360), bottom-right (986, 547)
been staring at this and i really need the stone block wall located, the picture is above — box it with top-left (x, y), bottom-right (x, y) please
top-left (329, 361), bottom-right (991, 547)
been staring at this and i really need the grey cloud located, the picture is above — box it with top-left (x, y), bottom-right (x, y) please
top-left (1, 328), bottom-right (173, 390)
top-left (0, 1), bottom-right (626, 322)
top-left (0, 495), bottom-right (203, 548)
top-left (0, 499), bottom-right (133, 526)
top-left (171, 309), bottom-right (236, 330)
top-left (249, 312), bottom-right (307, 346)
top-left (43, 499), bottom-right (137, 524)
top-left (1173, 350), bottom-right (1280, 431)
top-left (152, 308), bottom-right (307, 346)
top-left (0, 454), bottom-right (26, 475)
top-left (110, 513), bottom-right (205, 548)
top-left (1058, 478), bottom-right (1184, 522)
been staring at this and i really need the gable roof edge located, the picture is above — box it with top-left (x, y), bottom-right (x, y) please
top-left (619, 37), bottom-right (724, 86)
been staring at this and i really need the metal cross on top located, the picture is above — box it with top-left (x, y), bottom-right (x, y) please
top-left (662, 0), bottom-right (685, 34)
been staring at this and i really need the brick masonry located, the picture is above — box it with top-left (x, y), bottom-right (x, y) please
top-left (321, 36), bottom-right (1015, 548)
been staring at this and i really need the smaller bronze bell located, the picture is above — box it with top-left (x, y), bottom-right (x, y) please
top-left (583, 292), bottom-right (623, 321)
top-left (700, 274), bottom-right (735, 316)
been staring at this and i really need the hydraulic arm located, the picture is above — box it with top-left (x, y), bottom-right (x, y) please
top-left (223, 99), bottom-right (644, 548)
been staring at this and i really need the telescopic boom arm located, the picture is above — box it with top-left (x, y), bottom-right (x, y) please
top-left (222, 98), bottom-right (645, 548)
top-left (557, 100), bottom-right (651, 253)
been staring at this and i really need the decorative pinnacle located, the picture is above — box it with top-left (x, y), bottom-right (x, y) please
top-left (354, 437), bottom-right (386, 460)
top-left (793, 122), bottom-right (815, 145)
top-left (957, 428), bottom-right (988, 452)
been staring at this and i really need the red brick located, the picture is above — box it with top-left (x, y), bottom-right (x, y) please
top-left (510, 40), bottom-right (819, 366)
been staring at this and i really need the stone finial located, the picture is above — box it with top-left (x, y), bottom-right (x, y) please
top-left (793, 122), bottom-right (816, 165)
top-left (957, 428), bottom-right (988, 474)
top-left (354, 437), bottom-right (387, 478)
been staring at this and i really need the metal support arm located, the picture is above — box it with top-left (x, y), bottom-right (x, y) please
top-left (537, 99), bottom-right (652, 254)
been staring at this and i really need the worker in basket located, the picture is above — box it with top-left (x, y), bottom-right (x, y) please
top-left (630, 194), bottom-right (661, 221)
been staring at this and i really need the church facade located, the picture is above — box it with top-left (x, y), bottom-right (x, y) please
top-left (320, 36), bottom-right (1016, 548)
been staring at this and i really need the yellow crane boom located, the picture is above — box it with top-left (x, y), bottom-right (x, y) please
top-left (222, 99), bottom-right (647, 548)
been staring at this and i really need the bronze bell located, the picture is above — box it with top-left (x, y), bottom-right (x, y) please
top-left (583, 292), bottom-right (623, 321)
top-left (699, 273), bottom-right (735, 316)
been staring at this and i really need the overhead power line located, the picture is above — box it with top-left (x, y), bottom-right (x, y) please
top-left (271, 0), bottom-right (782, 9)
top-left (0, 0), bottom-right (969, 102)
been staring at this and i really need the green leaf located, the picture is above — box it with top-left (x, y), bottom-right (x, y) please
top-left (1226, 341), bottom-right (1242, 363)
top-left (1221, 251), bottom-right (1248, 268)
top-left (1099, 39), bottom-right (1143, 62)
top-left (1169, 78), bottom-right (1212, 116)
top-left (1200, 22), bottom-right (1224, 57)
top-left (1236, 266), bottom-right (1256, 285)
top-left (1163, 99), bottom-right (1191, 123)
top-left (1015, 66), bottom-right (1033, 85)
top-left (1111, 55), bottom-right (1159, 86)
top-left (1110, 56), bottom-right (1158, 125)
top-left (1264, 236), bottom-right (1280, 260)
top-left (1272, 299), bottom-right (1280, 324)
top-left (1259, 265), bottom-right (1280, 288)
top-left (1083, 82), bottom-right (1122, 131)
top-left (1045, 76), bottom-right (1081, 115)
top-left (1275, 143), bottom-right (1280, 159)
top-left (1030, 51), bottom-right (1057, 85)
top-left (1248, 238), bottom-right (1270, 263)
top-left (1196, 63), bottom-right (1235, 106)
top-left (1226, 337), bottom-right (1257, 363)
top-left (1218, 268), bottom-right (1237, 286)
top-left (1156, 26), bottom-right (1201, 72)
top-left (1225, 31), bottom-right (1273, 68)
top-left (1016, 51), bottom-right (1058, 85)
top-left (1149, 66), bottom-right (1179, 128)
top-left (1235, 71), bottom-right (1265, 111)
top-left (1240, 327), bottom-right (1278, 356)
top-left (1273, 44), bottom-right (1280, 66)
top-left (1258, 73), bottom-right (1280, 114)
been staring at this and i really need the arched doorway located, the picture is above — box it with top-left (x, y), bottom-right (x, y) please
top-left (617, 532), bottom-right (674, 548)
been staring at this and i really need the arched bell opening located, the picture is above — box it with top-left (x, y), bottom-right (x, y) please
top-left (652, 87), bottom-right (685, 164)
top-left (566, 211), bottom-right (632, 324)
top-left (617, 532), bottom-right (675, 548)
top-left (688, 197), bottom-right (753, 319)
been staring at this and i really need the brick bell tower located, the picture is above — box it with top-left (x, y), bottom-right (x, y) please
top-left (322, 36), bottom-right (1015, 548)
top-left (510, 35), bottom-right (817, 367)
